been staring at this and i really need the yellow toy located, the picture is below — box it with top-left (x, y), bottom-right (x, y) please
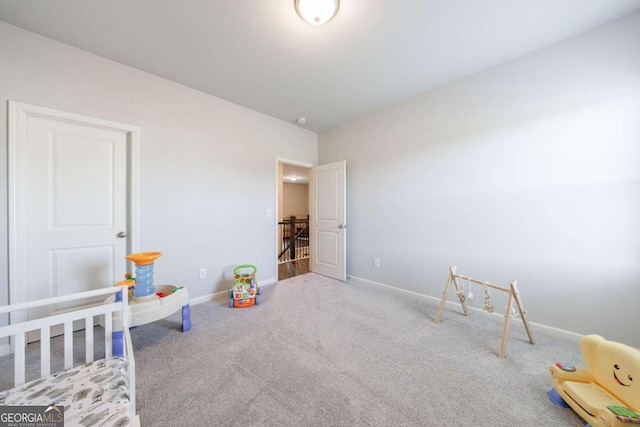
top-left (548, 335), bottom-right (640, 427)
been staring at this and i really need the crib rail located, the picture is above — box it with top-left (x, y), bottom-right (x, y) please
top-left (0, 287), bottom-right (130, 387)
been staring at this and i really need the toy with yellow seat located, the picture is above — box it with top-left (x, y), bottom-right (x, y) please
top-left (548, 335), bottom-right (640, 426)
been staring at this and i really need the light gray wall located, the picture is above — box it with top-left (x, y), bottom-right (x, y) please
top-left (0, 21), bottom-right (317, 306)
top-left (282, 183), bottom-right (309, 219)
top-left (319, 13), bottom-right (640, 346)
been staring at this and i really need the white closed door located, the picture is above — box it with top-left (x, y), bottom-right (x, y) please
top-left (9, 102), bottom-right (136, 323)
top-left (309, 160), bottom-right (346, 281)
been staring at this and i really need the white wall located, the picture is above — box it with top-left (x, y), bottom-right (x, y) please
top-left (0, 21), bottom-right (317, 306)
top-left (282, 183), bottom-right (309, 219)
top-left (319, 13), bottom-right (640, 346)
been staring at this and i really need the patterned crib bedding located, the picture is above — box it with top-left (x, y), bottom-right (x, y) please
top-left (0, 357), bottom-right (132, 427)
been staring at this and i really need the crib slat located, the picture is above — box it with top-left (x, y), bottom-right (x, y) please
top-left (64, 321), bottom-right (73, 370)
top-left (125, 328), bottom-right (136, 417)
top-left (104, 312), bottom-right (113, 358)
top-left (85, 316), bottom-right (94, 363)
top-left (14, 333), bottom-right (26, 386)
top-left (40, 326), bottom-right (51, 377)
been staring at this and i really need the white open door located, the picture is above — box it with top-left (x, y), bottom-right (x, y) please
top-left (309, 160), bottom-right (346, 281)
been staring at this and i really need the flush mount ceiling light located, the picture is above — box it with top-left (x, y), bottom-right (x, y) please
top-left (295, 0), bottom-right (339, 26)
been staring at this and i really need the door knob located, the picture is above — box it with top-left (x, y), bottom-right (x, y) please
top-left (117, 231), bottom-right (127, 238)
top-left (338, 224), bottom-right (345, 229)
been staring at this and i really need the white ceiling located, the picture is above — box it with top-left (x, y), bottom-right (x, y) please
top-left (1, 0), bottom-right (639, 132)
top-left (282, 164), bottom-right (310, 184)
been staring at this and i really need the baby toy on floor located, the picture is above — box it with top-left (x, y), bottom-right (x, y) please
top-left (229, 264), bottom-right (260, 308)
top-left (548, 335), bottom-right (640, 427)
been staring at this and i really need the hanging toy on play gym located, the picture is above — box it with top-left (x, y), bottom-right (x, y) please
top-left (482, 282), bottom-right (494, 313)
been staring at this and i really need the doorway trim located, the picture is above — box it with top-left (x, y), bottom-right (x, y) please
top-left (8, 101), bottom-right (140, 314)
top-left (275, 157), bottom-right (313, 282)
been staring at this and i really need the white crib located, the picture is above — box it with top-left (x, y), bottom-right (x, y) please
top-left (0, 287), bottom-right (139, 426)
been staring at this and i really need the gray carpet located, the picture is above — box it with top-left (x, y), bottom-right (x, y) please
top-left (1, 273), bottom-right (587, 426)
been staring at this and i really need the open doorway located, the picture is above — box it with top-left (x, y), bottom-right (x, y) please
top-left (277, 161), bottom-right (311, 280)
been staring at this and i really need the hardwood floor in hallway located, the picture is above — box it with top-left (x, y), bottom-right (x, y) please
top-left (278, 258), bottom-right (309, 281)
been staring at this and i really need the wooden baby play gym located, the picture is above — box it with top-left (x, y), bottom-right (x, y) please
top-left (434, 265), bottom-right (535, 358)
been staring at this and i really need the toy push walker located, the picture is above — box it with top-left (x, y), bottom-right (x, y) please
top-left (229, 264), bottom-right (260, 308)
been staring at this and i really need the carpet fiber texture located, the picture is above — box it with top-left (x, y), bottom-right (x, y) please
top-left (1, 273), bottom-right (588, 426)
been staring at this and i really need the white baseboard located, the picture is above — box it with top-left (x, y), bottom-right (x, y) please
top-left (348, 275), bottom-right (582, 343)
top-left (261, 278), bottom-right (277, 287)
top-left (189, 278), bottom-right (277, 306)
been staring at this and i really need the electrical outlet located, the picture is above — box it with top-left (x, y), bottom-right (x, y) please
top-left (199, 268), bottom-right (207, 279)
top-left (373, 258), bottom-right (380, 268)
